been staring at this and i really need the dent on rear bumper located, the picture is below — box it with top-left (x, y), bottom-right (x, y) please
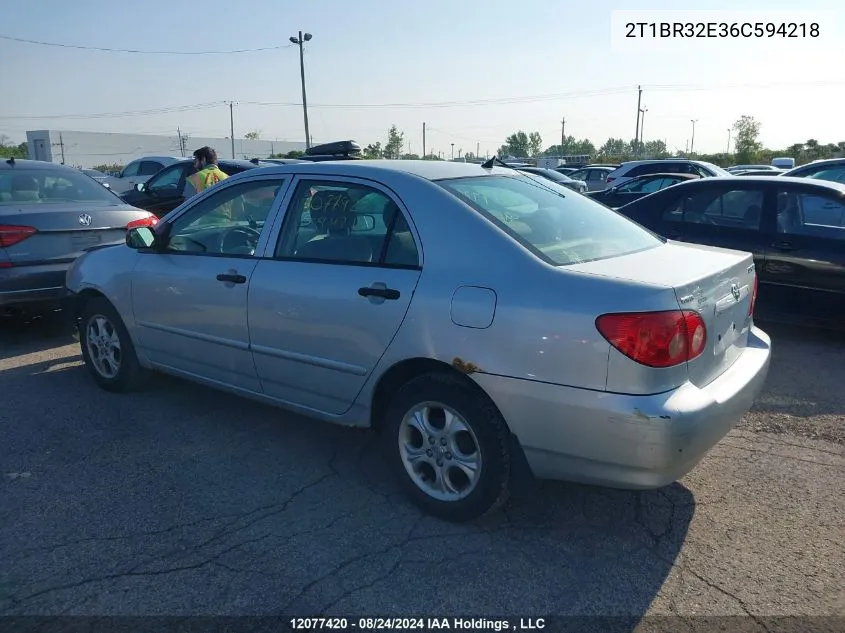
top-left (474, 326), bottom-right (772, 489)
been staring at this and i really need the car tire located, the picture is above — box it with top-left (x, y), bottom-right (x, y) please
top-left (79, 297), bottom-right (149, 393)
top-left (382, 372), bottom-right (512, 522)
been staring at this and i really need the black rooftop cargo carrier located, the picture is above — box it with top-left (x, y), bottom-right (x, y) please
top-left (304, 140), bottom-right (362, 159)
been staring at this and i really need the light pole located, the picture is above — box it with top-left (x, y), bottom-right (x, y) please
top-left (690, 119), bottom-right (698, 155)
top-left (451, 143), bottom-right (454, 160)
top-left (726, 128), bottom-right (732, 154)
top-left (289, 31), bottom-right (313, 150)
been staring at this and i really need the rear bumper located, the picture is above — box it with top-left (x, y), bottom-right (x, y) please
top-left (0, 263), bottom-right (71, 307)
top-left (473, 326), bottom-right (772, 489)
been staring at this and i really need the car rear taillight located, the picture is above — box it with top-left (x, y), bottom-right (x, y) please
top-left (749, 273), bottom-right (758, 316)
top-left (126, 214), bottom-right (158, 230)
top-left (606, 177), bottom-right (616, 184)
top-left (596, 310), bottom-right (707, 368)
top-left (0, 225), bottom-right (38, 248)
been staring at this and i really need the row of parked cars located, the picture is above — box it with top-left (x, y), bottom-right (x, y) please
top-left (1, 143), bottom-right (841, 522)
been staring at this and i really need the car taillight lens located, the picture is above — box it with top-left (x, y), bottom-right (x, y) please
top-left (749, 273), bottom-right (758, 316)
top-left (606, 177), bottom-right (615, 184)
top-left (126, 214), bottom-right (158, 230)
top-left (596, 310), bottom-right (707, 368)
top-left (0, 225), bottom-right (38, 248)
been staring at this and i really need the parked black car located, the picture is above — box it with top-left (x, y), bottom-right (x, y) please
top-left (120, 159), bottom-right (277, 217)
top-left (616, 176), bottom-right (845, 329)
top-left (586, 173), bottom-right (699, 207)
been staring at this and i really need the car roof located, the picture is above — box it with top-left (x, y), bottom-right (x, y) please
top-left (785, 158), bottom-right (845, 171)
top-left (0, 158), bottom-right (82, 171)
top-left (221, 159), bottom-right (519, 181)
top-left (675, 175), bottom-right (845, 192)
top-left (127, 156), bottom-right (184, 162)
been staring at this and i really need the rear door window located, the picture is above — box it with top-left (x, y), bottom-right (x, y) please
top-left (663, 188), bottom-right (764, 230)
top-left (777, 191), bottom-right (845, 239)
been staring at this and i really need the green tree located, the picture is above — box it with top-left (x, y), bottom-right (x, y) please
top-left (0, 135), bottom-right (27, 159)
top-left (732, 115), bottom-right (762, 164)
top-left (644, 140), bottom-right (668, 158)
top-left (528, 132), bottom-right (543, 157)
top-left (244, 130), bottom-right (261, 140)
top-left (422, 153), bottom-right (442, 161)
top-left (498, 131), bottom-right (531, 157)
top-left (400, 153), bottom-right (420, 160)
top-left (362, 142), bottom-right (383, 159)
top-left (384, 125), bottom-right (404, 159)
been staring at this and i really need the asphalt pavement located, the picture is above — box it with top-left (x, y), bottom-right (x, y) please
top-left (0, 314), bottom-right (842, 630)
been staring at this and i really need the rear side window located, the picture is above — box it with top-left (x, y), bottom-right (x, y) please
top-left (139, 161), bottom-right (162, 176)
top-left (663, 188), bottom-right (764, 230)
top-left (439, 175), bottom-right (662, 266)
top-left (627, 163), bottom-right (676, 177)
top-left (777, 190), bottom-right (845, 239)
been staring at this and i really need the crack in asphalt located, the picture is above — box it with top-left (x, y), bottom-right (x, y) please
top-left (713, 443), bottom-right (844, 469)
top-left (280, 514), bottom-right (426, 614)
top-left (1, 469), bottom-right (338, 613)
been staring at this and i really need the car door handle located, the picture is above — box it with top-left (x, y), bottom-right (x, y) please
top-left (358, 286), bottom-right (400, 300)
top-left (216, 273), bottom-right (246, 284)
top-left (771, 240), bottom-right (797, 251)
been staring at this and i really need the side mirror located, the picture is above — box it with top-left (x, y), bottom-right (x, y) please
top-left (126, 227), bottom-right (157, 249)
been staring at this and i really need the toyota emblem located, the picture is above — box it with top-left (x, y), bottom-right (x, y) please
top-left (77, 213), bottom-right (92, 227)
top-left (731, 283), bottom-right (741, 302)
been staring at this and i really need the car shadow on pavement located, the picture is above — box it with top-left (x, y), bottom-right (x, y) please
top-left (1, 361), bottom-right (694, 625)
top-left (0, 310), bottom-right (77, 361)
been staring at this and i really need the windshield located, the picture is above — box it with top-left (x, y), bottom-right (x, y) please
top-left (0, 168), bottom-right (119, 205)
top-left (438, 174), bottom-right (662, 265)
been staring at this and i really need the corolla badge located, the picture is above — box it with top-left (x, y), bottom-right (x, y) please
top-left (731, 283), bottom-right (741, 301)
top-left (77, 213), bottom-right (93, 226)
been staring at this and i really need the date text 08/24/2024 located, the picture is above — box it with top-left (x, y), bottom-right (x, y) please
top-left (288, 617), bottom-right (547, 631)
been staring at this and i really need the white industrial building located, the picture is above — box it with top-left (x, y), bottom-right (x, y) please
top-left (25, 130), bottom-right (307, 168)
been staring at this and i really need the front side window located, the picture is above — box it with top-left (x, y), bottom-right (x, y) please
top-left (804, 166), bottom-right (845, 184)
top-left (274, 180), bottom-right (419, 267)
top-left (618, 177), bottom-right (665, 193)
top-left (121, 161), bottom-right (140, 178)
top-left (777, 191), bottom-right (845, 239)
top-left (0, 168), bottom-right (118, 205)
top-left (165, 179), bottom-right (285, 256)
top-left (147, 164), bottom-right (187, 193)
top-left (568, 169), bottom-right (588, 181)
top-left (439, 174), bottom-right (661, 266)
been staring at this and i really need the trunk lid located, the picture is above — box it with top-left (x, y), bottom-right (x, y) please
top-left (0, 202), bottom-right (151, 264)
top-left (568, 240), bottom-right (757, 388)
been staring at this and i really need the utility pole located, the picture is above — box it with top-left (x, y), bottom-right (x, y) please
top-left (58, 132), bottom-right (65, 164)
top-left (177, 127), bottom-right (184, 157)
top-left (639, 106), bottom-right (648, 155)
top-left (561, 117), bottom-right (566, 150)
top-left (726, 128), bottom-right (731, 154)
top-left (690, 119), bottom-right (698, 155)
top-left (451, 143), bottom-right (454, 160)
top-left (226, 102), bottom-right (236, 158)
top-left (422, 122), bottom-right (426, 158)
top-left (634, 85), bottom-right (642, 148)
top-left (476, 141), bottom-right (480, 159)
top-left (289, 31), bottom-right (313, 150)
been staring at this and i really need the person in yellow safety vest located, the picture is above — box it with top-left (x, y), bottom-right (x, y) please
top-left (187, 146), bottom-right (228, 195)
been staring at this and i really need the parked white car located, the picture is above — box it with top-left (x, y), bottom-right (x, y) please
top-left (606, 160), bottom-right (732, 188)
top-left (107, 156), bottom-right (184, 194)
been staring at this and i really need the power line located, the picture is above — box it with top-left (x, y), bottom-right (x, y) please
top-left (0, 103), bottom-right (225, 120)
top-left (0, 34), bottom-right (293, 55)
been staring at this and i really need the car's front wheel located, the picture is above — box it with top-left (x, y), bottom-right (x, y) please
top-left (382, 372), bottom-right (512, 522)
top-left (79, 297), bottom-right (149, 393)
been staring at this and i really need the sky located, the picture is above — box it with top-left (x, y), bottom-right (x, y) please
top-left (1, 0), bottom-right (843, 157)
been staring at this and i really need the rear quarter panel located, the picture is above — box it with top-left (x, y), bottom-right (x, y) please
top-left (353, 176), bottom-right (682, 403)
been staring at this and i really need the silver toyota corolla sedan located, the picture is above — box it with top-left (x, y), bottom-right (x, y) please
top-left (65, 159), bottom-right (772, 522)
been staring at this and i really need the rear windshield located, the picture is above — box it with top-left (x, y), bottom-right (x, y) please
top-left (0, 168), bottom-right (118, 205)
top-left (438, 174), bottom-right (662, 265)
